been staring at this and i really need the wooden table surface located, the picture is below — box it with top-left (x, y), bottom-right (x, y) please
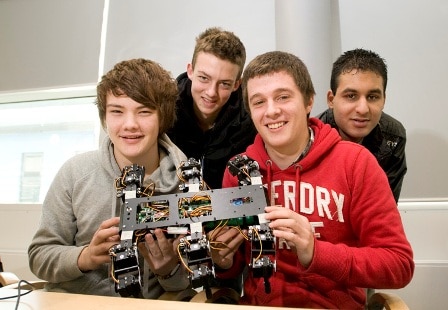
top-left (0, 288), bottom-right (312, 310)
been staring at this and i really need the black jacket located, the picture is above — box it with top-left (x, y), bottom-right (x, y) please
top-left (317, 109), bottom-right (407, 203)
top-left (167, 72), bottom-right (257, 189)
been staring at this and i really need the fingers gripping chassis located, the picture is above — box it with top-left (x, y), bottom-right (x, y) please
top-left (109, 156), bottom-right (276, 298)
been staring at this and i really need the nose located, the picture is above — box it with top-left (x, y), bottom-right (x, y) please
top-left (265, 100), bottom-right (280, 117)
top-left (205, 83), bottom-right (219, 98)
top-left (123, 112), bottom-right (138, 129)
top-left (355, 97), bottom-right (369, 114)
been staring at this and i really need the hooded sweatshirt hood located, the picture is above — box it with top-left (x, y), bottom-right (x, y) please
top-left (28, 133), bottom-right (188, 297)
top-left (220, 117), bottom-right (414, 309)
top-left (101, 133), bottom-right (186, 195)
top-left (245, 118), bottom-right (341, 206)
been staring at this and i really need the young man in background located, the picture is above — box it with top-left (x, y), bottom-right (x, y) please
top-left (318, 48), bottom-right (407, 202)
top-left (167, 27), bottom-right (257, 190)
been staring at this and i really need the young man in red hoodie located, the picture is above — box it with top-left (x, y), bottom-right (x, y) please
top-left (211, 51), bottom-right (414, 309)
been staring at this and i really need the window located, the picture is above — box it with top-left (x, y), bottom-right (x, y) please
top-left (20, 152), bottom-right (44, 202)
top-left (0, 87), bottom-right (101, 204)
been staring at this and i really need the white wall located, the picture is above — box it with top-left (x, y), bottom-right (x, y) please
top-left (377, 201), bottom-right (448, 310)
top-left (0, 0), bottom-right (103, 91)
top-left (2, 0), bottom-right (446, 199)
top-left (0, 205), bottom-right (41, 281)
top-left (1, 0), bottom-right (448, 309)
top-left (336, 0), bottom-right (448, 200)
top-left (103, 0), bottom-right (276, 78)
top-left (103, 0), bottom-right (448, 198)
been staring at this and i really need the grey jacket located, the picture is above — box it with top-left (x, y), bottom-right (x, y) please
top-left (28, 134), bottom-right (190, 297)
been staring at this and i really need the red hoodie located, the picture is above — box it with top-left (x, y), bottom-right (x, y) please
top-left (219, 118), bottom-right (414, 309)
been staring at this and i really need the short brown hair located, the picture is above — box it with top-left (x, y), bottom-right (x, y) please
top-left (192, 27), bottom-right (246, 79)
top-left (96, 58), bottom-right (178, 135)
top-left (242, 51), bottom-right (315, 113)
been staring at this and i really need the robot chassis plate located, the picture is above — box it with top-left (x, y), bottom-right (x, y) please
top-left (109, 156), bottom-right (276, 298)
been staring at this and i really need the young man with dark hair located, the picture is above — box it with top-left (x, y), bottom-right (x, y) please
top-left (318, 48), bottom-right (407, 202)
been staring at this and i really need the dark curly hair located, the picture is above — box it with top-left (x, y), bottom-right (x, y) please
top-left (330, 48), bottom-right (388, 95)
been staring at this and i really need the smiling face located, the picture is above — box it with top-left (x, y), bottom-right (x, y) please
top-left (105, 92), bottom-right (159, 170)
top-left (247, 71), bottom-right (313, 164)
top-left (328, 70), bottom-right (385, 143)
top-left (187, 52), bottom-right (240, 130)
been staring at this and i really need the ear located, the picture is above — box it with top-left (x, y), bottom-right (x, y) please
top-left (233, 78), bottom-right (242, 91)
top-left (186, 63), bottom-right (194, 79)
top-left (327, 90), bottom-right (335, 108)
top-left (306, 96), bottom-right (314, 114)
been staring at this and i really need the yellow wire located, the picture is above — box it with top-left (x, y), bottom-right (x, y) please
top-left (177, 242), bottom-right (193, 274)
top-left (253, 228), bottom-right (263, 261)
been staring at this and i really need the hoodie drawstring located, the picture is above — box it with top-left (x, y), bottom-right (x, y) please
top-left (266, 159), bottom-right (302, 208)
top-left (294, 164), bottom-right (302, 210)
top-left (266, 160), bottom-right (273, 205)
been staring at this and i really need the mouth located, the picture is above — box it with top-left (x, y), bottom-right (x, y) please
top-left (201, 97), bottom-right (217, 108)
top-left (351, 118), bottom-right (369, 127)
top-left (267, 122), bottom-right (286, 129)
top-left (121, 135), bottom-right (143, 140)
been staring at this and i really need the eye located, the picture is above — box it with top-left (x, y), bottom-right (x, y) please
top-left (367, 94), bottom-right (380, 101)
top-left (344, 93), bottom-right (357, 100)
top-left (220, 81), bottom-right (233, 90)
top-left (139, 109), bottom-right (154, 115)
top-left (250, 99), bottom-right (264, 106)
top-left (198, 75), bottom-right (208, 82)
top-left (277, 94), bottom-right (289, 102)
top-left (108, 109), bottom-right (122, 114)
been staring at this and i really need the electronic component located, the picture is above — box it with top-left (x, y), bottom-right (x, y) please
top-left (178, 158), bottom-right (203, 192)
top-left (228, 154), bottom-right (276, 293)
top-left (248, 222), bottom-right (276, 294)
top-left (226, 154), bottom-right (262, 186)
top-left (109, 157), bottom-right (276, 297)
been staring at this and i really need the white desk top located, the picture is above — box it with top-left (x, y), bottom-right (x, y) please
top-left (0, 288), bottom-right (311, 310)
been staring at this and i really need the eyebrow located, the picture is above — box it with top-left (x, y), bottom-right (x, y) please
top-left (340, 87), bottom-right (383, 95)
top-left (106, 103), bottom-right (123, 108)
top-left (106, 103), bottom-right (152, 110)
top-left (248, 87), bottom-right (293, 102)
top-left (197, 70), bottom-right (235, 83)
top-left (248, 93), bottom-right (260, 102)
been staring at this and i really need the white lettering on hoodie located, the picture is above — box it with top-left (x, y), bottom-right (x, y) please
top-left (271, 180), bottom-right (345, 249)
